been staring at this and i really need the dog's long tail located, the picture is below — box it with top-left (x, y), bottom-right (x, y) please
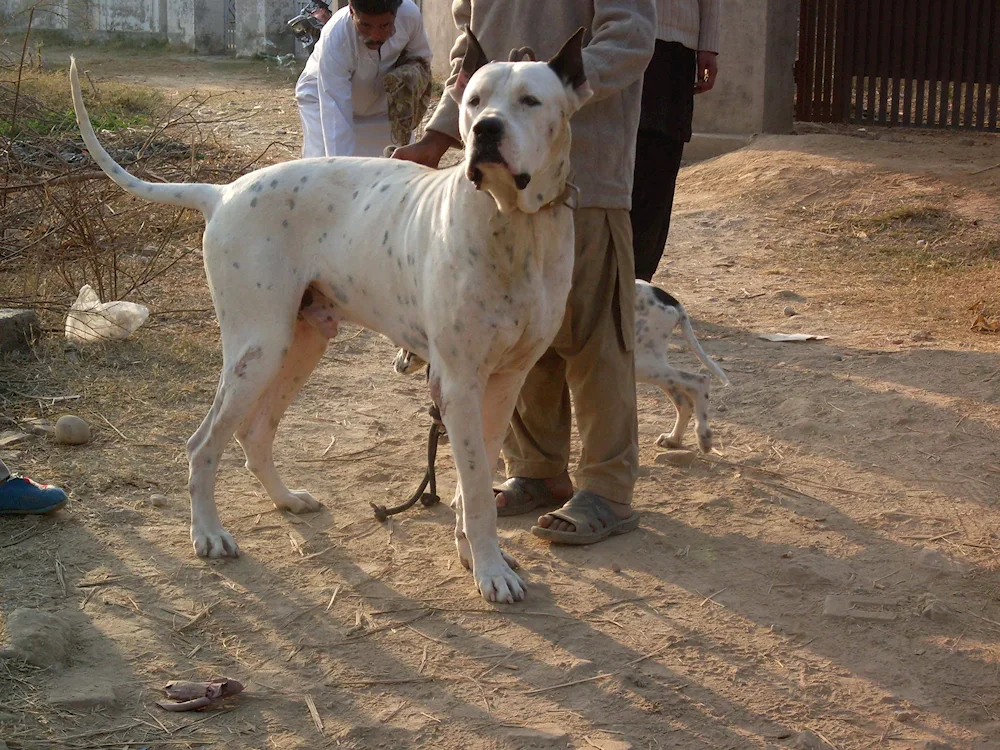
top-left (70, 57), bottom-right (222, 217)
top-left (677, 310), bottom-right (730, 386)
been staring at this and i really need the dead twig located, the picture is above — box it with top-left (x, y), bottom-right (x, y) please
top-left (325, 585), bottom-right (342, 612)
top-left (304, 694), bottom-right (324, 734)
top-left (523, 672), bottom-right (615, 696)
top-left (174, 598), bottom-right (222, 633)
top-left (97, 412), bottom-right (129, 441)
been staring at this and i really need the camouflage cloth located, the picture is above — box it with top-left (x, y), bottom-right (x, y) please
top-left (384, 53), bottom-right (433, 147)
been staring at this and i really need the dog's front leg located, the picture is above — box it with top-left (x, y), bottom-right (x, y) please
top-left (436, 373), bottom-right (525, 603)
top-left (452, 371), bottom-right (528, 579)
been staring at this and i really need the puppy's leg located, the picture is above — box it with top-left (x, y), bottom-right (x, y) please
top-left (689, 373), bottom-right (713, 453)
top-left (436, 369), bottom-right (525, 603)
top-left (235, 317), bottom-right (328, 513)
top-left (187, 326), bottom-right (291, 558)
top-left (453, 371), bottom-right (526, 577)
top-left (647, 364), bottom-right (712, 452)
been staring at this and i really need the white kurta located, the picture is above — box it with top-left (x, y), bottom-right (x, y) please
top-left (295, 0), bottom-right (432, 158)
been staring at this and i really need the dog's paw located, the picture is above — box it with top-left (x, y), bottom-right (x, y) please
top-left (274, 490), bottom-right (322, 514)
top-left (655, 433), bottom-right (683, 450)
top-left (192, 527), bottom-right (240, 558)
top-left (697, 427), bottom-right (713, 453)
top-left (475, 560), bottom-right (526, 604)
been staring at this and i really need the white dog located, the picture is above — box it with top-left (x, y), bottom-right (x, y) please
top-left (395, 279), bottom-right (728, 454)
top-left (69, 27), bottom-right (593, 603)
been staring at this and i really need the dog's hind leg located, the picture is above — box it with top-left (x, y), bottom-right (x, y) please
top-left (235, 317), bottom-right (328, 514)
top-left (187, 325), bottom-right (291, 558)
top-left (647, 366), bottom-right (713, 453)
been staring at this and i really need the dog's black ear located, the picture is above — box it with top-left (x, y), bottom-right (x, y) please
top-left (450, 26), bottom-right (489, 102)
top-left (548, 27), bottom-right (591, 97)
top-left (461, 26), bottom-right (490, 79)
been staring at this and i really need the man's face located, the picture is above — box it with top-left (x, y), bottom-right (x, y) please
top-left (350, 8), bottom-right (396, 50)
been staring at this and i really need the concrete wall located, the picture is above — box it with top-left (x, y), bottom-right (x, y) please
top-left (1, 0), bottom-right (168, 35)
top-left (424, 1), bottom-right (458, 79)
top-left (236, 0), bottom-right (300, 56)
top-left (0, 0), bottom-right (232, 53)
top-left (692, 0), bottom-right (799, 135)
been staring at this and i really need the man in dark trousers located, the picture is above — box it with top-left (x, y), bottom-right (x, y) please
top-left (630, 0), bottom-right (720, 282)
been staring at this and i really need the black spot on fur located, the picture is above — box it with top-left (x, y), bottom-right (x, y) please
top-left (174, 191), bottom-right (182, 199)
top-left (651, 287), bottom-right (681, 308)
top-left (383, 230), bottom-right (389, 245)
top-left (233, 262), bottom-right (240, 269)
top-left (300, 176), bottom-right (308, 183)
top-left (294, 186), bottom-right (300, 193)
top-left (352, 190), bottom-right (359, 199)
top-left (250, 197), bottom-right (257, 208)
top-left (288, 199), bottom-right (296, 210)
top-left (270, 179), bottom-right (278, 188)
top-left (328, 204), bottom-right (334, 212)
top-left (282, 219), bottom-right (289, 228)
top-left (380, 184), bottom-right (389, 193)
top-left (364, 204), bottom-right (371, 212)
top-left (536, 193), bottom-right (544, 202)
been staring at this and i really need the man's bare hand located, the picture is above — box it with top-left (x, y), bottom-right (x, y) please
top-left (390, 131), bottom-right (458, 168)
top-left (695, 51), bottom-right (718, 94)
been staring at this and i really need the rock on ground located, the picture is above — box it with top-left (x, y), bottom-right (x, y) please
top-left (0, 609), bottom-right (76, 669)
top-left (0, 309), bottom-right (40, 354)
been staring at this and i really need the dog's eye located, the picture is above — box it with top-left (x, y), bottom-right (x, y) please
top-left (520, 95), bottom-right (542, 107)
top-left (468, 95), bottom-right (481, 108)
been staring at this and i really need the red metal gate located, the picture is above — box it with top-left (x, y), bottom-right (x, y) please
top-left (796, 0), bottom-right (1000, 130)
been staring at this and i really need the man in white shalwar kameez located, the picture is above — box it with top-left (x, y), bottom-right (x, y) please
top-left (295, 0), bottom-right (432, 158)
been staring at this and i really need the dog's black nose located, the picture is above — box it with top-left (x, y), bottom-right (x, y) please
top-left (473, 117), bottom-right (504, 139)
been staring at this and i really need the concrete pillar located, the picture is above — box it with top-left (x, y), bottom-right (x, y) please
top-left (193, 0), bottom-right (226, 53)
top-left (167, 0), bottom-right (196, 48)
top-left (424, 3), bottom-right (458, 79)
top-left (692, 0), bottom-right (799, 136)
top-left (237, 0), bottom-right (301, 56)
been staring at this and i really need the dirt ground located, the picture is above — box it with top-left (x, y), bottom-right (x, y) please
top-left (2, 48), bottom-right (999, 750)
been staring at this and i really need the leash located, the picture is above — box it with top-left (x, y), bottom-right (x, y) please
top-left (370, 403), bottom-right (443, 521)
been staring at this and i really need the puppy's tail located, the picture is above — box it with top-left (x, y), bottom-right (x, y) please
top-left (677, 310), bottom-right (730, 386)
top-left (70, 57), bottom-right (221, 218)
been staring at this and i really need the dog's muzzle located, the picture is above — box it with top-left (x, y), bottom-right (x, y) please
top-left (467, 116), bottom-right (529, 191)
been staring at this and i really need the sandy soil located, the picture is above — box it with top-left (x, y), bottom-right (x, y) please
top-left (1, 48), bottom-right (999, 750)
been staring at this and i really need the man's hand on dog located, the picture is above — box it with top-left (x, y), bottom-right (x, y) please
top-left (391, 130), bottom-right (458, 168)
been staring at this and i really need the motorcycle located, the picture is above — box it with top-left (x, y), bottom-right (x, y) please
top-left (287, 1), bottom-right (333, 54)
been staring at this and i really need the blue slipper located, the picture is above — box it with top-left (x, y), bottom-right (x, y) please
top-left (0, 474), bottom-right (69, 515)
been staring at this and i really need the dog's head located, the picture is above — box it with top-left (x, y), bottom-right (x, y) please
top-left (451, 27), bottom-right (592, 214)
